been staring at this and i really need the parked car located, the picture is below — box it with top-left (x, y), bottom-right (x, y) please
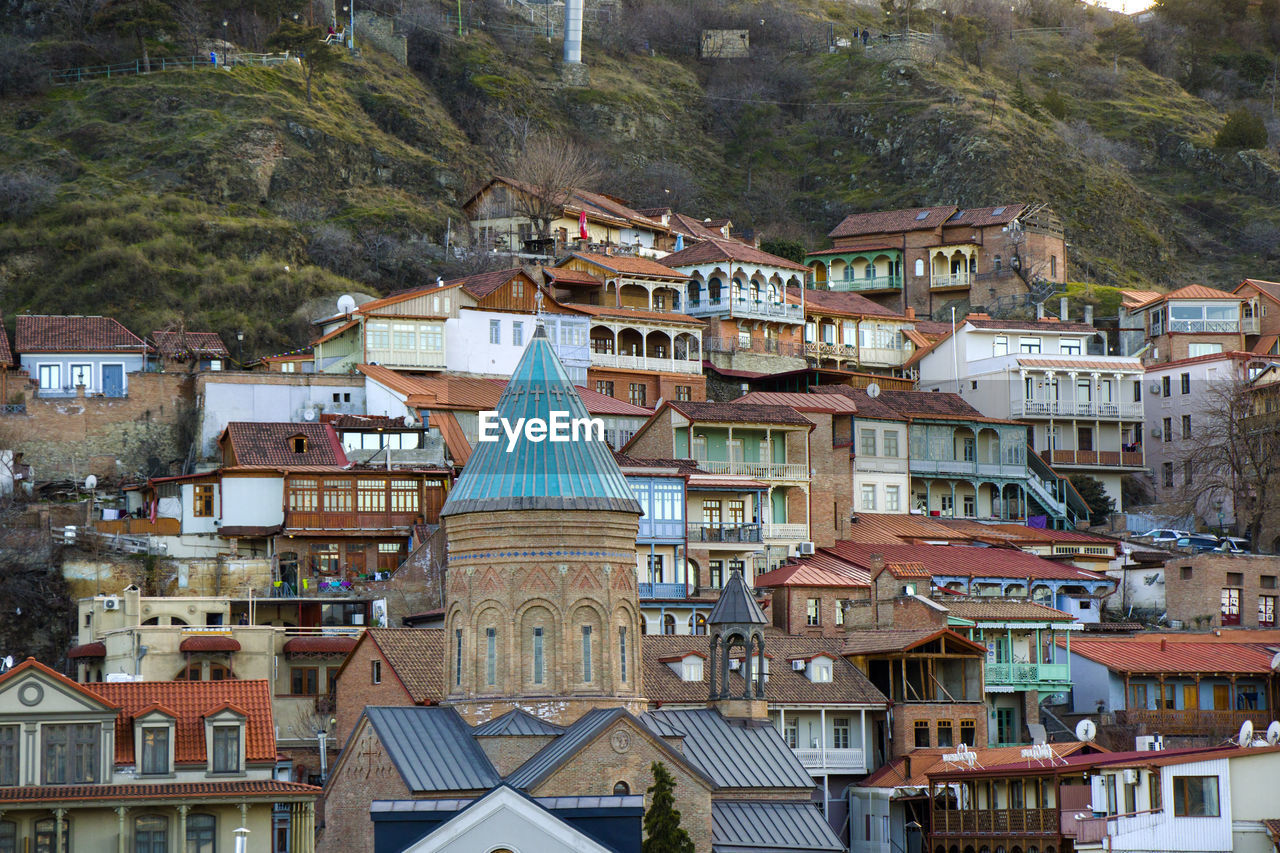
top-left (1135, 528), bottom-right (1190, 544)
top-left (1176, 534), bottom-right (1223, 552)
top-left (1213, 538), bottom-right (1251, 554)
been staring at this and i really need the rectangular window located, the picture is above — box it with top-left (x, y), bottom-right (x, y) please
top-left (835, 603), bottom-right (844, 626)
top-left (1173, 775), bottom-right (1220, 816)
top-left (1061, 339), bottom-right (1081, 355)
top-left (959, 719), bottom-right (976, 747)
top-left (832, 718), bottom-right (851, 749)
top-left (1262, 575), bottom-right (1277, 589)
top-left (936, 720), bottom-right (954, 748)
top-left (38, 363), bottom-right (61, 390)
top-left (582, 626), bottom-right (593, 682)
top-left (806, 598), bottom-right (820, 626)
top-left (371, 659), bottom-right (382, 684)
top-left (533, 627), bottom-right (544, 684)
top-left (913, 720), bottom-right (930, 748)
top-left (1162, 375), bottom-right (1171, 397)
top-left (212, 726), bottom-right (239, 774)
top-left (596, 380), bottom-right (614, 397)
top-left (885, 486), bottom-right (901, 513)
top-left (784, 721), bottom-right (798, 749)
top-left (321, 479), bottom-right (353, 512)
top-left (357, 480), bottom-right (386, 512)
top-left (512, 278), bottom-right (524, 299)
top-left (629, 383), bottom-right (647, 407)
top-left (392, 324), bottom-right (415, 350)
top-left (311, 543), bottom-right (340, 575)
top-left (0, 725), bottom-right (16, 786)
top-left (140, 727), bottom-right (168, 775)
top-left (291, 667), bottom-right (319, 695)
top-left (486, 628), bottom-right (497, 686)
top-left (861, 484), bottom-right (876, 511)
top-left (512, 321), bottom-right (524, 347)
top-left (1221, 588), bottom-right (1241, 625)
top-left (1019, 337), bottom-right (1041, 354)
top-left (738, 330), bottom-right (751, 349)
top-left (192, 485), bottom-right (214, 518)
top-left (455, 629), bottom-right (462, 687)
top-left (1162, 462), bottom-right (1174, 488)
top-left (1181, 566), bottom-right (1194, 580)
top-left (1182, 414), bottom-right (1192, 438)
top-left (366, 321), bottom-right (390, 350)
top-left (619, 627), bottom-right (628, 683)
top-left (288, 478), bottom-right (318, 511)
top-left (1227, 571), bottom-right (1243, 586)
top-left (993, 335), bottom-right (1008, 356)
top-left (42, 724), bottom-right (98, 784)
top-left (883, 431), bottom-right (899, 458)
top-left (861, 429), bottom-right (877, 457)
top-left (676, 385), bottom-right (692, 402)
top-left (1181, 372), bottom-right (1191, 394)
top-left (1149, 770), bottom-right (1162, 812)
top-left (709, 561), bottom-right (723, 589)
top-left (489, 320), bottom-right (501, 345)
top-left (1260, 595), bottom-right (1277, 627)
top-left (963, 494), bottom-right (975, 517)
top-left (389, 480), bottom-right (419, 513)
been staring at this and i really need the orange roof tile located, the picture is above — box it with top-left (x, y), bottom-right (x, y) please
top-left (1120, 289), bottom-right (1164, 308)
top-left (562, 252), bottom-right (688, 279)
top-left (1134, 284), bottom-right (1240, 309)
top-left (16, 315), bottom-right (148, 354)
top-left (89, 680), bottom-right (276, 765)
top-left (828, 206), bottom-right (957, 239)
top-left (1060, 638), bottom-right (1278, 674)
top-left (886, 562), bottom-right (932, 579)
top-left (839, 513), bottom-right (969, 544)
top-left (0, 780), bottom-right (318, 804)
top-left (662, 237), bottom-right (809, 272)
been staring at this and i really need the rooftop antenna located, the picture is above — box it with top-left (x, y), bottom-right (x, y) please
top-left (1075, 719), bottom-right (1097, 743)
top-left (336, 294), bottom-right (357, 315)
top-left (1237, 720), bottom-right (1254, 747)
top-left (534, 287), bottom-right (546, 328)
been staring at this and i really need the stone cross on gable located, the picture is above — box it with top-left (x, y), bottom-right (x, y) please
top-left (548, 387), bottom-right (565, 403)
top-left (359, 739), bottom-right (382, 779)
top-left (527, 387), bottom-right (544, 404)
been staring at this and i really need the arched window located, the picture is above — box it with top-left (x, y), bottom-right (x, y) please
top-left (134, 816), bottom-right (167, 853)
top-left (662, 614), bottom-right (676, 635)
top-left (613, 780), bottom-right (630, 795)
top-left (708, 277), bottom-right (723, 301)
top-left (34, 818), bottom-right (70, 853)
top-left (914, 258), bottom-right (925, 277)
top-left (750, 282), bottom-right (761, 303)
top-left (690, 614), bottom-right (708, 635)
top-left (186, 814), bottom-right (216, 853)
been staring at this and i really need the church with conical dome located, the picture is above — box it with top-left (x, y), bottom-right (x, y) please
top-left (439, 319), bottom-right (648, 724)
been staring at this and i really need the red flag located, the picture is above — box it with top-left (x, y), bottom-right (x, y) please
top-left (578, 210), bottom-right (589, 240)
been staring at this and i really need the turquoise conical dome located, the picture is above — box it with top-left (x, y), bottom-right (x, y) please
top-left (440, 322), bottom-right (642, 517)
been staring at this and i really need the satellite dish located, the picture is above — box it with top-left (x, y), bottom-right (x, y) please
top-left (84, 474), bottom-right (97, 490)
top-left (1271, 651), bottom-right (1280, 671)
top-left (1075, 719), bottom-right (1097, 742)
top-left (336, 294), bottom-right (357, 315)
top-left (404, 414), bottom-right (417, 428)
top-left (302, 408), bottom-right (318, 422)
top-left (1237, 720), bottom-right (1253, 747)
top-left (866, 382), bottom-right (881, 399)
top-left (1266, 721), bottom-right (1280, 746)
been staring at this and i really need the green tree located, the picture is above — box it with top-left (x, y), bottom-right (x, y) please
top-left (267, 20), bottom-right (339, 104)
top-left (642, 761), bottom-right (694, 853)
top-left (1041, 87), bottom-right (1069, 120)
top-left (93, 0), bottom-right (175, 70)
top-left (1068, 475), bottom-right (1115, 525)
top-left (946, 15), bottom-right (986, 70)
top-left (1096, 19), bottom-right (1142, 74)
top-left (760, 238), bottom-right (805, 264)
top-left (1214, 107), bottom-right (1269, 149)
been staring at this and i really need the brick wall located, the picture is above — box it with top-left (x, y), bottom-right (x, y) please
top-left (60, 555), bottom-right (273, 600)
top-left (773, 586), bottom-right (856, 636)
top-left (2, 372), bottom-right (191, 480)
top-left (586, 368), bottom-right (707, 407)
top-left (317, 721), bottom-right (416, 853)
top-left (334, 640), bottom-right (414, 744)
top-left (477, 734), bottom-right (559, 776)
top-left (1150, 332), bottom-right (1244, 363)
top-left (891, 701), bottom-right (989, 758)
top-left (353, 10), bottom-right (407, 64)
top-left (1164, 553), bottom-right (1280, 629)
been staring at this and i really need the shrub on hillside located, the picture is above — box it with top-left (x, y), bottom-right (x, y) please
top-left (1214, 108), bottom-right (1269, 149)
top-left (0, 172), bottom-right (57, 222)
top-left (1041, 88), bottom-right (1069, 120)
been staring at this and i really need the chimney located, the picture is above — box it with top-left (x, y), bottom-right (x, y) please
top-left (1085, 304), bottom-right (1094, 326)
top-left (1059, 297), bottom-right (1068, 322)
top-left (562, 0), bottom-right (583, 64)
top-left (905, 306), bottom-right (916, 320)
top-left (1036, 303), bottom-right (1045, 320)
top-left (1160, 638), bottom-right (1167, 652)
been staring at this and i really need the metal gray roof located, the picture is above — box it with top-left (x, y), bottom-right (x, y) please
top-left (712, 801), bottom-right (845, 852)
top-left (364, 706), bottom-right (501, 792)
top-left (371, 794), bottom-right (644, 812)
top-left (708, 569), bottom-right (769, 626)
top-left (440, 323), bottom-right (643, 517)
top-left (503, 707), bottom-right (624, 789)
top-left (642, 709), bottom-right (813, 790)
top-left (473, 708), bottom-right (566, 737)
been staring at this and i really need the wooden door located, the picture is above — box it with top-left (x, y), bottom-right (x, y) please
top-left (1213, 683), bottom-right (1229, 710)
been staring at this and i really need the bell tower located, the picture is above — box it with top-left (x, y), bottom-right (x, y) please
top-left (707, 569), bottom-right (770, 721)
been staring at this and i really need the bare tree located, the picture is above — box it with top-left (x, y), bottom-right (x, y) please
top-left (499, 134), bottom-right (601, 240)
top-left (1180, 379), bottom-right (1280, 548)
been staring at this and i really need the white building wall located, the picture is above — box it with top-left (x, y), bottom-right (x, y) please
top-left (220, 477), bottom-right (285, 528)
top-left (445, 310), bottom-right (589, 384)
top-left (1106, 757), bottom-right (1233, 852)
top-left (199, 380), bottom-right (365, 457)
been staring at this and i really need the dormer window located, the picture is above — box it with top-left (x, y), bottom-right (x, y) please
top-left (212, 726), bottom-right (240, 773)
top-left (800, 655), bottom-right (834, 683)
top-left (664, 654), bottom-right (704, 682)
top-left (203, 704), bottom-right (247, 776)
top-left (290, 435), bottom-right (308, 454)
top-left (140, 727), bottom-right (170, 775)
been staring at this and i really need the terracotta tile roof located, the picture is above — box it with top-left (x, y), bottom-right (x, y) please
top-left (826, 542), bottom-right (1112, 582)
top-left (911, 320), bottom-right (955, 339)
top-left (0, 779), bottom-right (319, 804)
top-left (67, 642), bottom-right (107, 658)
top-left (357, 366), bottom-right (651, 416)
top-left (566, 303), bottom-right (704, 326)
top-left (151, 331), bottom-right (230, 360)
top-left (178, 636), bottom-right (240, 653)
top-left (753, 560), bottom-right (870, 589)
top-left (867, 389), bottom-right (1019, 424)
top-left (662, 237), bottom-right (809, 272)
top-left (0, 315), bottom-right (14, 367)
top-left (88, 679), bottom-right (276, 765)
top-left (367, 628), bottom-right (445, 704)
top-left (733, 391), bottom-right (860, 414)
top-left (1135, 284), bottom-right (1240, 308)
top-left (805, 243), bottom-right (898, 256)
top-left (842, 628), bottom-right (986, 657)
top-left (15, 315), bottom-right (147, 353)
top-left (964, 315), bottom-right (1098, 335)
top-left (942, 599), bottom-right (1076, 622)
top-left (283, 636), bottom-right (358, 655)
top-left (807, 386), bottom-right (906, 421)
top-left (944, 205), bottom-right (1027, 228)
top-left (790, 286), bottom-right (906, 319)
top-left (562, 252), bottom-right (688, 279)
top-left (829, 206), bottom-right (957, 239)
top-left (1017, 356), bottom-right (1143, 371)
top-left (886, 562), bottom-right (932, 579)
top-left (1238, 278), bottom-right (1280, 304)
top-left (1060, 638), bottom-right (1278, 675)
top-left (839, 513), bottom-right (968, 544)
top-left (642, 634), bottom-right (887, 706)
top-left (457, 267), bottom-right (533, 300)
top-left (1120, 289), bottom-right (1164, 308)
top-left (566, 187), bottom-right (669, 231)
top-left (321, 413), bottom-right (411, 429)
top-left (860, 742), bottom-right (1099, 788)
top-left (221, 422), bottom-right (347, 467)
top-left (667, 400), bottom-right (814, 426)
top-left (545, 267), bottom-right (604, 285)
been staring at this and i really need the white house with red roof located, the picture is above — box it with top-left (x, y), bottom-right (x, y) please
top-left (14, 314), bottom-right (150, 398)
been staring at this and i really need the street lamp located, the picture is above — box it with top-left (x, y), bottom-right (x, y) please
top-left (342, 4), bottom-right (354, 50)
top-left (233, 827), bottom-right (250, 853)
top-left (236, 331), bottom-right (244, 367)
top-left (221, 20), bottom-right (229, 66)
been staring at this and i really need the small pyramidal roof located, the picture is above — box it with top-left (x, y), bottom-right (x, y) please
top-left (708, 569), bottom-right (769, 626)
top-left (441, 322), bottom-right (643, 517)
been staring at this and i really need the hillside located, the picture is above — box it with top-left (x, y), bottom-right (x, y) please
top-left (1, 0), bottom-right (1278, 351)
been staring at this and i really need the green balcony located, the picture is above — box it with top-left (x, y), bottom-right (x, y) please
top-left (984, 661), bottom-right (1070, 689)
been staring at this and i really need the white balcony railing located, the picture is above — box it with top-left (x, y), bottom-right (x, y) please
top-left (858, 346), bottom-right (910, 366)
top-left (930, 273), bottom-right (972, 289)
top-left (1241, 316), bottom-right (1261, 335)
top-left (823, 275), bottom-right (901, 293)
top-left (1167, 319), bottom-right (1242, 334)
top-left (365, 348), bottom-right (446, 369)
top-left (1012, 399), bottom-right (1145, 419)
top-left (590, 352), bottom-right (703, 374)
top-left (793, 747), bottom-right (866, 772)
top-left (699, 460), bottom-right (809, 481)
top-left (686, 297), bottom-right (804, 323)
top-left (762, 523), bottom-right (808, 541)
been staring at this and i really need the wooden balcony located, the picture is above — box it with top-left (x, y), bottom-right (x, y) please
top-left (687, 523), bottom-right (763, 544)
top-left (932, 808), bottom-right (1059, 836)
top-left (96, 517), bottom-right (181, 536)
top-left (699, 460), bottom-right (808, 481)
top-left (1040, 449), bottom-right (1144, 468)
top-left (284, 510), bottom-right (419, 533)
top-left (1115, 708), bottom-right (1260, 735)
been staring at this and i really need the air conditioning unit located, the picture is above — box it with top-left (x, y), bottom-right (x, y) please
top-left (1135, 735), bottom-right (1165, 752)
top-left (103, 596), bottom-right (120, 611)
top-left (792, 659), bottom-right (806, 671)
top-left (1123, 768), bottom-right (1138, 784)
top-left (729, 659), bottom-right (741, 671)
top-left (1148, 382), bottom-right (1161, 394)
top-left (1150, 427), bottom-right (1162, 438)
top-left (797, 542), bottom-right (816, 556)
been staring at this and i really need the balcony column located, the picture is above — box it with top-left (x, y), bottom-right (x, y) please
top-left (860, 708), bottom-right (867, 768)
top-left (177, 805), bottom-right (188, 848)
top-left (116, 807), bottom-right (128, 853)
top-left (819, 706), bottom-right (827, 768)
